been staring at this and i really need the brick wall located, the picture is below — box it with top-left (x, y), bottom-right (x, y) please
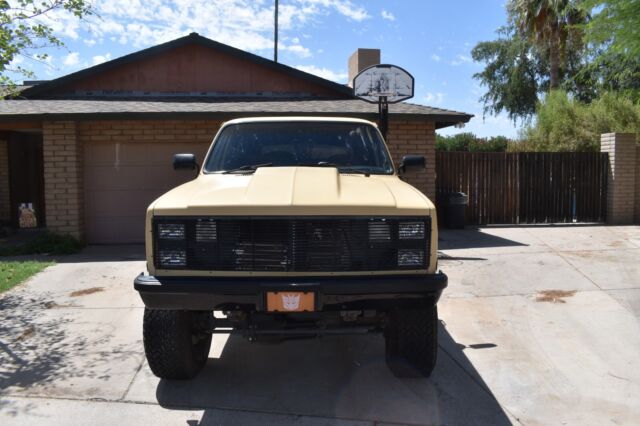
top-left (77, 119), bottom-right (222, 146)
top-left (41, 118), bottom-right (436, 243)
top-left (386, 120), bottom-right (436, 201)
top-left (76, 118), bottom-right (436, 202)
top-left (601, 133), bottom-right (637, 224)
top-left (0, 139), bottom-right (10, 222)
top-left (43, 121), bottom-right (84, 239)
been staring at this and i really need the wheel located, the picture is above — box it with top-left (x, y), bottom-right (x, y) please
top-left (384, 305), bottom-right (438, 378)
top-left (143, 309), bottom-right (212, 380)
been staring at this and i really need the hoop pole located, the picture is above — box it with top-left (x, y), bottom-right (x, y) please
top-left (378, 96), bottom-right (389, 140)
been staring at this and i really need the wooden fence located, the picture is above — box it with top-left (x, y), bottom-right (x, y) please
top-left (435, 152), bottom-right (608, 225)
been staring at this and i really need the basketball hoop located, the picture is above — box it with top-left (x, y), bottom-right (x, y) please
top-left (352, 64), bottom-right (414, 140)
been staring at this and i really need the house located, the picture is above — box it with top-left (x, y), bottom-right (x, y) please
top-left (0, 33), bottom-right (472, 244)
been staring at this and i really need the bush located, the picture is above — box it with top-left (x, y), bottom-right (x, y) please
top-left (522, 90), bottom-right (640, 151)
top-left (0, 232), bottom-right (83, 256)
top-left (470, 136), bottom-right (509, 152)
top-left (436, 132), bottom-right (509, 152)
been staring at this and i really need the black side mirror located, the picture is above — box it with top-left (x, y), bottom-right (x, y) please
top-left (398, 155), bottom-right (425, 173)
top-left (173, 153), bottom-right (198, 171)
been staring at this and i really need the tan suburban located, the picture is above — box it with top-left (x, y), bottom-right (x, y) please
top-left (134, 117), bottom-right (447, 379)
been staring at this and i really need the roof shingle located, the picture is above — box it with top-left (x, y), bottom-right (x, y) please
top-left (0, 98), bottom-right (472, 128)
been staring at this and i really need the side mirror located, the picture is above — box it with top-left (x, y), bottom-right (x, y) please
top-left (173, 153), bottom-right (198, 171)
top-left (398, 155), bottom-right (425, 173)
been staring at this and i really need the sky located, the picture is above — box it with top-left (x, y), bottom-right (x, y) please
top-left (9, 0), bottom-right (519, 138)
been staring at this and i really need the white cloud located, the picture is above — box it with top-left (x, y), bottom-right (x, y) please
top-left (431, 54), bottom-right (441, 62)
top-left (285, 44), bottom-right (312, 58)
top-left (423, 92), bottom-right (445, 105)
top-left (66, 0), bottom-right (372, 59)
top-left (438, 112), bottom-right (519, 138)
top-left (92, 53), bottom-right (112, 65)
top-left (381, 10), bottom-right (395, 21)
top-left (9, 56), bottom-right (24, 66)
top-left (63, 52), bottom-right (80, 66)
top-left (295, 65), bottom-right (348, 83)
top-left (450, 54), bottom-right (472, 66)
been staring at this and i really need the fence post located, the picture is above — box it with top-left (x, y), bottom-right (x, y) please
top-left (600, 133), bottom-right (638, 224)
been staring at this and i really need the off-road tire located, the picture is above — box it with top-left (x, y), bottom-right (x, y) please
top-left (143, 309), bottom-right (212, 380)
top-left (384, 305), bottom-right (438, 378)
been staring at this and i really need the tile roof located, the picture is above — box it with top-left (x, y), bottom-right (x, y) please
top-left (0, 98), bottom-right (472, 128)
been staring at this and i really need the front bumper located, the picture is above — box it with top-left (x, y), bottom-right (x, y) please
top-left (134, 273), bottom-right (448, 311)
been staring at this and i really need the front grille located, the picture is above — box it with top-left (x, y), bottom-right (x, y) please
top-left (153, 217), bottom-right (431, 272)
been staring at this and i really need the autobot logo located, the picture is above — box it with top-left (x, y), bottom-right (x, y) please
top-left (282, 293), bottom-right (300, 310)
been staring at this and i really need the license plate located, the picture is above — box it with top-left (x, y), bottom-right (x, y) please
top-left (266, 291), bottom-right (315, 312)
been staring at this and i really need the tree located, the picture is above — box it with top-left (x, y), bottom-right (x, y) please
top-left (583, 0), bottom-right (640, 58)
top-left (471, 26), bottom-right (542, 122)
top-left (569, 49), bottom-right (640, 103)
top-left (0, 0), bottom-right (92, 95)
top-left (508, 0), bottom-right (588, 89)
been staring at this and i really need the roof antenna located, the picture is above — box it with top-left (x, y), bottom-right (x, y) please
top-left (274, 0), bottom-right (279, 62)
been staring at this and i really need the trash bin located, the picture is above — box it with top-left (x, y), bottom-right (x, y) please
top-left (446, 192), bottom-right (468, 229)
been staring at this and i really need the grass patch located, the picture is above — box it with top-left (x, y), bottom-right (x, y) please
top-left (0, 261), bottom-right (54, 293)
top-left (0, 232), bottom-right (82, 256)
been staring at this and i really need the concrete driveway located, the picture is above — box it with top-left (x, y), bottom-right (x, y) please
top-left (1, 225), bottom-right (639, 425)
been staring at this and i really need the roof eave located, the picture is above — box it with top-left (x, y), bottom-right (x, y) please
top-left (0, 111), bottom-right (474, 125)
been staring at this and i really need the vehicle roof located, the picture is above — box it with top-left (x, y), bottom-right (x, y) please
top-left (222, 116), bottom-right (378, 126)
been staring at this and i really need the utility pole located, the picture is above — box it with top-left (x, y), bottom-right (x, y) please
top-left (274, 0), bottom-right (279, 62)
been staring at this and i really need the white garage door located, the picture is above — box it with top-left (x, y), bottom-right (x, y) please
top-left (84, 142), bottom-right (210, 244)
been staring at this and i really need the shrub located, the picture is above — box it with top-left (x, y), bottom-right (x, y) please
top-left (436, 132), bottom-right (509, 152)
top-left (0, 232), bottom-right (83, 256)
top-left (523, 90), bottom-right (640, 151)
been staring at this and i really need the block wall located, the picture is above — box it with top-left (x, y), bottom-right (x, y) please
top-left (601, 133), bottom-right (637, 224)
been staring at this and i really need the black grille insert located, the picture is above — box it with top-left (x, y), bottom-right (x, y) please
top-left (153, 217), bottom-right (431, 272)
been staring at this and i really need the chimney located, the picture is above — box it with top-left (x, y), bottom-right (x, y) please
top-left (348, 48), bottom-right (380, 87)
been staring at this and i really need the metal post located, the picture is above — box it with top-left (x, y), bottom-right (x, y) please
top-left (274, 0), bottom-right (279, 62)
top-left (378, 96), bottom-right (389, 140)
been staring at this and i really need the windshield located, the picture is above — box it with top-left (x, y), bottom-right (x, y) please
top-left (204, 122), bottom-right (394, 174)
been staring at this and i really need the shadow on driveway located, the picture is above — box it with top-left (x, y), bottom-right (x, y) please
top-left (1, 244), bottom-right (146, 264)
top-left (155, 323), bottom-right (511, 425)
top-left (439, 228), bottom-right (528, 251)
top-left (0, 288), bottom-right (138, 395)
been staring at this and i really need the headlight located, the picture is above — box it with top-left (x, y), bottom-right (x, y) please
top-left (158, 249), bottom-right (187, 267)
top-left (398, 221), bottom-right (425, 239)
top-left (398, 249), bottom-right (424, 267)
top-left (158, 223), bottom-right (185, 240)
top-left (368, 220), bottom-right (390, 240)
top-left (196, 219), bottom-right (217, 242)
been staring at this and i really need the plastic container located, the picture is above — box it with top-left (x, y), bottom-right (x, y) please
top-left (446, 192), bottom-right (468, 229)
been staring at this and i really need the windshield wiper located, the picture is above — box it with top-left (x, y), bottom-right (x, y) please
top-left (339, 167), bottom-right (370, 176)
top-left (298, 161), bottom-right (339, 167)
top-left (223, 163), bottom-right (273, 174)
top-left (299, 162), bottom-right (371, 176)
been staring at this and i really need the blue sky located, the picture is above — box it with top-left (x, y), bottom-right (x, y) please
top-left (10, 0), bottom-right (518, 138)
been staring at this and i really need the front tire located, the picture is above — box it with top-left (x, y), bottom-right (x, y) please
top-left (384, 305), bottom-right (438, 378)
top-left (143, 309), bottom-right (212, 380)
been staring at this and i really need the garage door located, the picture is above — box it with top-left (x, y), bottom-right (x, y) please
top-left (84, 142), bottom-right (210, 244)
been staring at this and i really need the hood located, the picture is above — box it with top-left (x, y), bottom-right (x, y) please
top-left (151, 167), bottom-right (434, 216)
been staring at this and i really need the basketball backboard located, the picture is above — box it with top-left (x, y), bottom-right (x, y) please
top-left (353, 64), bottom-right (414, 103)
